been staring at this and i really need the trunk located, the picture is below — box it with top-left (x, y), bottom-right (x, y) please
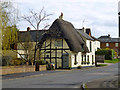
top-left (31, 62), bottom-right (34, 66)
top-left (26, 61), bottom-right (29, 65)
top-left (34, 44), bottom-right (37, 65)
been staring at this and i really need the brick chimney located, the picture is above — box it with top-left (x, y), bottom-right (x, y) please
top-left (27, 27), bottom-right (31, 31)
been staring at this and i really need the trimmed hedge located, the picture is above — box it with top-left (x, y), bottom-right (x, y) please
top-left (95, 49), bottom-right (115, 60)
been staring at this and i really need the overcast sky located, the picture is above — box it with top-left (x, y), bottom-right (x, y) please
top-left (14, 0), bottom-right (119, 38)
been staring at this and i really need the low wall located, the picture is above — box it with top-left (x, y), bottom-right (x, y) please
top-left (1, 65), bottom-right (46, 75)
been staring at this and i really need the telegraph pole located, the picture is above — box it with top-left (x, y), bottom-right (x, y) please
top-left (118, 12), bottom-right (120, 37)
top-left (118, 1), bottom-right (120, 37)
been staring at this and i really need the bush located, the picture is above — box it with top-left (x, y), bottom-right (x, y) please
top-left (77, 65), bottom-right (81, 69)
top-left (95, 49), bottom-right (114, 60)
top-left (10, 58), bottom-right (25, 66)
top-left (2, 56), bottom-right (12, 66)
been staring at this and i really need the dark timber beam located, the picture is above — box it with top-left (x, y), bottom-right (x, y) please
top-left (40, 48), bottom-right (69, 50)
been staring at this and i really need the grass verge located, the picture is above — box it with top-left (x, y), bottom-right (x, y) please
top-left (104, 59), bottom-right (120, 63)
top-left (97, 64), bottom-right (108, 67)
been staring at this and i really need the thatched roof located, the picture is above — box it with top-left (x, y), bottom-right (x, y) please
top-left (40, 19), bottom-right (89, 53)
top-left (18, 19), bottom-right (89, 53)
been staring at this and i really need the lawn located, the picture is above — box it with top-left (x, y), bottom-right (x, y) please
top-left (104, 59), bottom-right (120, 63)
top-left (97, 64), bottom-right (108, 67)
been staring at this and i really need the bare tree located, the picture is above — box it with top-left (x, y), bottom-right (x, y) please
top-left (22, 7), bottom-right (52, 64)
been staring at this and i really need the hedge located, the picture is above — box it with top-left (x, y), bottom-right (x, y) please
top-left (95, 49), bottom-right (115, 60)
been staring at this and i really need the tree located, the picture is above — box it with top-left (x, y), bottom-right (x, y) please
top-left (1, 1), bottom-right (19, 51)
top-left (22, 7), bottom-right (52, 64)
top-left (0, 1), bottom-right (19, 66)
top-left (18, 31), bottom-right (34, 65)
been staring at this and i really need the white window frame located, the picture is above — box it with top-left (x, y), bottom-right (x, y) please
top-left (106, 43), bottom-right (109, 47)
top-left (115, 43), bottom-right (118, 47)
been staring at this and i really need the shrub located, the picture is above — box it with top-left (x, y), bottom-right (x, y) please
top-left (95, 49), bottom-right (114, 60)
top-left (2, 56), bottom-right (12, 66)
top-left (10, 58), bottom-right (25, 66)
top-left (77, 65), bottom-right (81, 69)
top-left (68, 66), bottom-right (72, 69)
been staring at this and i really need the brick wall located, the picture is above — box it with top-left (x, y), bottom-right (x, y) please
top-left (1, 65), bottom-right (46, 75)
top-left (100, 42), bottom-right (120, 56)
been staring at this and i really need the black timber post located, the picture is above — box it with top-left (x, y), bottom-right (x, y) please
top-left (55, 39), bottom-right (57, 69)
top-left (44, 40), bottom-right (46, 61)
top-left (62, 39), bottom-right (63, 68)
top-left (50, 38), bottom-right (51, 62)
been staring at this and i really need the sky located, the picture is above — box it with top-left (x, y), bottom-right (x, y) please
top-left (13, 0), bottom-right (119, 38)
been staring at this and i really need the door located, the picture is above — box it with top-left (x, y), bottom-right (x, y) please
top-left (62, 53), bottom-right (69, 68)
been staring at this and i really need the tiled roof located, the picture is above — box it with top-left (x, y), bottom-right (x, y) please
top-left (18, 30), bottom-right (48, 42)
top-left (98, 36), bottom-right (120, 42)
top-left (77, 29), bottom-right (94, 41)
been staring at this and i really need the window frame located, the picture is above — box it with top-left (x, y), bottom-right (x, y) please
top-left (106, 43), bottom-right (109, 47)
top-left (115, 43), bottom-right (118, 47)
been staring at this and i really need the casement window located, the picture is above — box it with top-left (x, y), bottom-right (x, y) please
top-left (106, 43), bottom-right (109, 47)
top-left (90, 41), bottom-right (92, 52)
top-left (92, 55), bottom-right (94, 64)
top-left (46, 55), bottom-right (49, 59)
top-left (115, 43), bottom-right (118, 47)
top-left (84, 55), bottom-right (86, 63)
top-left (74, 54), bottom-right (77, 65)
top-left (19, 54), bottom-right (26, 59)
top-left (87, 55), bottom-right (89, 62)
top-left (81, 55), bottom-right (84, 64)
top-left (55, 39), bottom-right (62, 47)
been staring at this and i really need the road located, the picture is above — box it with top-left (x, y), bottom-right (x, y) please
top-left (2, 62), bottom-right (119, 88)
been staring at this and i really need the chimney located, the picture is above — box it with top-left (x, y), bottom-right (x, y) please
top-left (27, 27), bottom-right (31, 31)
top-left (86, 28), bottom-right (91, 37)
top-left (59, 12), bottom-right (63, 19)
top-left (82, 27), bottom-right (86, 32)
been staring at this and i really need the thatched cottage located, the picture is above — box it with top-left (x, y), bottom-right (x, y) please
top-left (18, 19), bottom-right (100, 68)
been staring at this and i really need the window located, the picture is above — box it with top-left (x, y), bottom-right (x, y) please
top-left (90, 41), bottom-right (92, 52)
top-left (81, 55), bottom-right (84, 64)
top-left (106, 43), bottom-right (109, 47)
top-left (18, 54), bottom-right (26, 59)
top-left (55, 39), bottom-right (62, 47)
top-left (92, 55), bottom-right (94, 64)
top-left (46, 55), bottom-right (49, 59)
top-left (84, 55), bottom-right (86, 64)
top-left (87, 55), bottom-right (89, 64)
top-left (74, 54), bottom-right (77, 65)
top-left (115, 43), bottom-right (118, 47)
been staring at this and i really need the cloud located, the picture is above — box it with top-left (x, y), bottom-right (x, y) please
top-left (14, 0), bottom-right (118, 38)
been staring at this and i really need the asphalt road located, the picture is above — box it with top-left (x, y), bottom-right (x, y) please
top-left (2, 62), bottom-right (119, 88)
